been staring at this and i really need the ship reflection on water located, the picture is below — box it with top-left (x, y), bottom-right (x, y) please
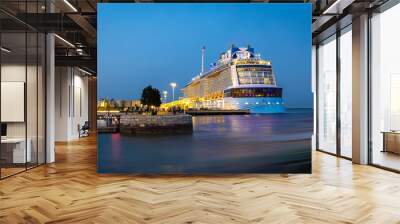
top-left (98, 109), bottom-right (313, 173)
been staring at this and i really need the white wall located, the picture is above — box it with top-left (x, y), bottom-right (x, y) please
top-left (1, 65), bottom-right (26, 139)
top-left (1, 65), bottom-right (25, 129)
top-left (55, 67), bottom-right (89, 141)
top-left (1, 63), bottom-right (46, 164)
top-left (1, 65), bottom-right (41, 138)
top-left (55, 67), bottom-right (69, 141)
top-left (71, 72), bottom-right (89, 138)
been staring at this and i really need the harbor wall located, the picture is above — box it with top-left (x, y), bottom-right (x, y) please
top-left (119, 114), bottom-right (193, 134)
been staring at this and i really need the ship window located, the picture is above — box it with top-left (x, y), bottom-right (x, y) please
top-left (224, 88), bottom-right (282, 98)
top-left (237, 70), bottom-right (276, 85)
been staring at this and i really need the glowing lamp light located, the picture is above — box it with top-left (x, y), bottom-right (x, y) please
top-left (1, 47), bottom-right (11, 53)
top-left (54, 34), bottom-right (75, 48)
top-left (63, 0), bottom-right (78, 12)
top-left (170, 82), bottom-right (177, 101)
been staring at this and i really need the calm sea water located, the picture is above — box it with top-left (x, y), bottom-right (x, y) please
top-left (98, 109), bottom-right (313, 173)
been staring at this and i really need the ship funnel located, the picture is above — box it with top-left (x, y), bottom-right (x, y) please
top-left (201, 46), bottom-right (205, 75)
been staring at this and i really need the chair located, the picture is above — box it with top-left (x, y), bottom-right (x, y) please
top-left (79, 121), bottom-right (90, 138)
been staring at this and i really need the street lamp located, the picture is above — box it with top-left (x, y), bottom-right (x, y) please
top-left (163, 90), bottom-right (168, 103)
top-left (170, 82), bottom-right (177, 101)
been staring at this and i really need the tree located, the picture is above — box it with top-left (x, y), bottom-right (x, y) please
top-left (140, 85), bottom-right (162, 107)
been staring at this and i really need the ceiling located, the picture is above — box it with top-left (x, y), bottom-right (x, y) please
top-left (0, 0), bottom-right (392, 75)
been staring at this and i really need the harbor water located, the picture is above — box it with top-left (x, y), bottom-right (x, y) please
top-left (98, 109), bottom-right (313, 173)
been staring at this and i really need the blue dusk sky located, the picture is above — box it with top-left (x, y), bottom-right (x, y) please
top-left (98, 3), bottom-right (312, 108)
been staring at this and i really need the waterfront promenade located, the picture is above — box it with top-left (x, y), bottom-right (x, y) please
top-left (119, 114), bottom-right (193, 135)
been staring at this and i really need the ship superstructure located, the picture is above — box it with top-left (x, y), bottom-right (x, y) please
top-left (182, 45), bottom-right (285, 113)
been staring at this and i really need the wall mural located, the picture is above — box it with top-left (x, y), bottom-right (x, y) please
top-left (97, 3), bottom-right (313, 174)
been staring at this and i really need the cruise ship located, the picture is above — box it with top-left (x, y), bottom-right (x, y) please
top-left (182, 45), bottom-right (285, 113)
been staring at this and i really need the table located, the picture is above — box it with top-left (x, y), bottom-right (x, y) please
top-left (382, 131), bottom-right (400, 154)
top-left (1, 138), bottom-right (31, 163)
